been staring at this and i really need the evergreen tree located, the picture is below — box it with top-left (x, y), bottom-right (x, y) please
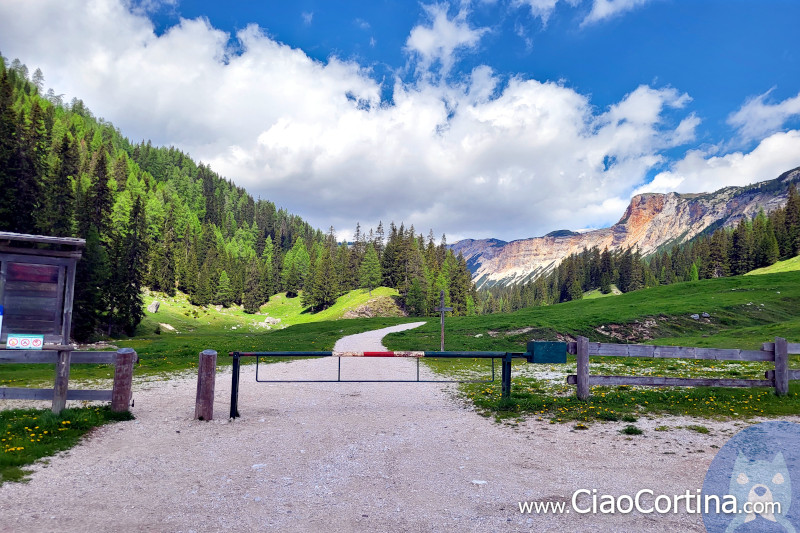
top-left (786, 184), bottom-right (800, 256)
top-left (305, 244), bottom-right (339, 311)
top-left (0, 69), bottom-right (18, 230)
top-left (242, 259), bottom-right (262, 313)
top-left (72, 228), bottom-right (110, 341)
top-left (112, 196), bottom-right (148, 336)
top-left (359, 243), bottom-right (382, 295)
top-left (406, 277), bottom-right (426, 316)
top-left (730, 219), bottom-right (754, 275)
top-left (215, 270), bottom-right (233, 307)
top-left (42, 133), bottom-right (77, 236)
top-left (260, 235), bottom-right (275, 301)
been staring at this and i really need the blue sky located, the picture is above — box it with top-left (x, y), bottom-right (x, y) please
top-left (1, 0), bottom-right (800, 241)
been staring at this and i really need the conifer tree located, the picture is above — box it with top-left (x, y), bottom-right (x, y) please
top-left (243, 259), bottom-right (262, 313)
top-left (359, 243), bottom-right (382, 295)
top-left (215, 270), bottom-right (233, 307)
top-left (260, 235), bottom-right (275, 301)
top-left (72, 228), bottom-right (110, 341)
top-left (113, 196), bottom-right (148, 336)
top-left (0, 69), bottom-right (18, 230)
top-left (42, 133), bottom-right (77, 236)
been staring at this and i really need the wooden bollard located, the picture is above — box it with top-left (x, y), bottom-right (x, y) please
top-left (576, 336), bottom-right (590, 401)
top-left (52, 349), bottom-right (72, 414)
top-left (774, 337), bottom-right (789, 397)
top-left (111, 348), bottom-right (137, 412)
top-left (195, 350), bottom-right (217, 420)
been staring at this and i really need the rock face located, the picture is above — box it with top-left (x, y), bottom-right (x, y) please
top-left (452, 167), bottom-right (800, 288)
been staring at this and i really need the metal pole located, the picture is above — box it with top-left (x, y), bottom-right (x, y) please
top-left (501, 353), bottom-right (512, 400)
top-left (230, 352), bottom-right (241, 418)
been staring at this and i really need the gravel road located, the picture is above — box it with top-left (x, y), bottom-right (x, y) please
top-left (333, 322), bottom-right (427, 352)
top-left (0, 325), bottom-right (788, 532)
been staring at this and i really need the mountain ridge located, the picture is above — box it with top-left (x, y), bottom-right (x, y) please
top-left (452, 167), bottom-right (800, 288)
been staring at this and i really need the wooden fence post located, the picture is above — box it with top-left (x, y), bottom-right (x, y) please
top-left (111, 348), bottom-right (137, 412)
top-left (195, 350), bottom-right (217, 421)
top-left (52, 349), bottom-right (72, 414)
top-left (774, 337), bottom-right (789, 397)
top-left (577, 336), bottom-right (590, 401)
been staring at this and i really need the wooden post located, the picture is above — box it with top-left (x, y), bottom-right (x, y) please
top-left (576, 336), bottom-right (590, 401)
top-left (52, 349), bottom-right (72, 414)
top-left (774, 337), bottom-right (789, 397)
top-left (435, 290), bottom-right (453, 351)
top-left (111, 348), bottom-right (137, 412)
top-left (195, 349), bottom-right (217, 420)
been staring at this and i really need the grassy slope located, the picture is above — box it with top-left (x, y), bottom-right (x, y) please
top-left (378, 271), bottom-right (800, 422)
top-left (745, 255), bottom-right (800, 276)
top-left (583, 284), bottom-right (622, 300)
top-left (384, 271), bottom-right (800, 352)
top-left (138, 286), bottom-right (402, 334)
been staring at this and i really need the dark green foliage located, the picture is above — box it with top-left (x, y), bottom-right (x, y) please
top-left (42, 133), bottom-right (77, 236)
top-left (242, 259), bottom-right (262, 314)
top-left (0, 69), bottom-right (19, 230)
top-left (72, 229), bottom-right (110, 341)
top-left (359, 243), bottom-right (382, 295)
top-left (304, 243), bottom-right (340, 311)
top-left (110, 196), bottom-right (148, 336)
top-left (215, 270), bottom-right (233, 307)
top-left (405, 277), bottom-right (427, 316)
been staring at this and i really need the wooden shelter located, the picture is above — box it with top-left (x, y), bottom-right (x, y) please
top-left (0, 231), bottom-right (85, 344)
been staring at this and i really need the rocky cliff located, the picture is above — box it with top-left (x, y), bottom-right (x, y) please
top-left (452, 167), bottom-right (800, 288)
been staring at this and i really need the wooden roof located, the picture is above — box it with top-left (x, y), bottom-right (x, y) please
top-left (0, 232), bottom-right (85, 259)
top-left (0, 232), bottom-right (86, 248)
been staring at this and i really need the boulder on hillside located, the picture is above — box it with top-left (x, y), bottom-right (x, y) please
top-left (147, 301), bottom-right (160, 313)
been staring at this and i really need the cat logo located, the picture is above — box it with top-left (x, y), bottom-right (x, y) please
top-left (703, 421), bottom-right (799, 533)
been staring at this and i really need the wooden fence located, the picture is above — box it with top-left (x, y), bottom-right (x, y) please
top-left (566, 336), bottom-right (797, 400)
top-left (0, 346), bottom-right (137, 414)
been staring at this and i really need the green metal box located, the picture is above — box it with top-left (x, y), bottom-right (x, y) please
top-left (526, 341), bottom-right (567, 364)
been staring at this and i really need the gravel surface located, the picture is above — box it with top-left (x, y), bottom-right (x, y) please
top-left (333, 322), bottom-right (427, 352)
top-left (1, 325), bottom-right (794, 532)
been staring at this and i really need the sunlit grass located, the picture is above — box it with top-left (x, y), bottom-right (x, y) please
top-left (0, 406), bottom-right (133, 484)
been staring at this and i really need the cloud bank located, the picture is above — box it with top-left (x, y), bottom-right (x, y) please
top-left (0, 0), bottom-right (798, 242)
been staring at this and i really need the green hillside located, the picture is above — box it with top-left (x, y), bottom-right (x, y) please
top-left (137, 286), bottom-right (403, 334)
top-left (745, 255), bottom-right (800, 276)
top-left (383, 270), bottom-right (800, 352)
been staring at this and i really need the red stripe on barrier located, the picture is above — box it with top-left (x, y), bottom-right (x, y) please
top-left (362, 351), bottom-right (396, 357)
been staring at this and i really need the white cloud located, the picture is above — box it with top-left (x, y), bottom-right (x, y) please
top-left (634, 130), bottom-right (800, 196)
top-left (514, 0), bottom-right (579, 26)
top-left (302, 11), bottom-right (313, 25)
top-left (581, 0), bottom-right (652, 26)
top-left (515, 0), bottom-right (648, 27)
top-left (1, 0), bottom-right (793, 243)
top-left (727, 89), bottom-right (800, 143)
top-left (405, 4), bottom-right (488, 76)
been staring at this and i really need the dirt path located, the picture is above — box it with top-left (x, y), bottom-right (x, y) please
top-left (0, 328), bottom-right (785, 532)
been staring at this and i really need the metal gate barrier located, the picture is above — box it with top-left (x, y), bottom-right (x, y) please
top-left (229, 342), bottom-right (567, 418)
